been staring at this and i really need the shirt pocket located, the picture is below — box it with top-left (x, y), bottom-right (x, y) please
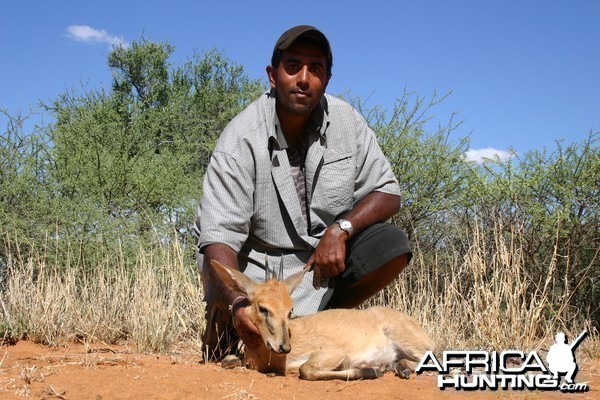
top-left (317, 151), bottom-right (355, 215)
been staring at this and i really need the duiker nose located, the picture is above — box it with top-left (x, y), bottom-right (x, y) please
top-left (279, 343), bottom-right (291, 354)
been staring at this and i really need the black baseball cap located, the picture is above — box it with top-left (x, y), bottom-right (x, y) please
top-left (271, 25), bottom-right (333, 75)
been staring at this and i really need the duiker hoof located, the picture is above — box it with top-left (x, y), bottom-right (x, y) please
top-left (221, 355), bottom-right (242, 369)
top-left (361, 368), bottom-right (384, 379)
top-left (395, 368), bottom-right (412, 379)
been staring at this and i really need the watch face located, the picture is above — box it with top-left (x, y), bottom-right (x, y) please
top-left (339, 220), bottom-right (352, 232)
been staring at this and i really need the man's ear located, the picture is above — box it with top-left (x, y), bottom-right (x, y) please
top-left (266, 65), bottom-right (277, 89)
top-left (324, 73), bottom-right (332, 89)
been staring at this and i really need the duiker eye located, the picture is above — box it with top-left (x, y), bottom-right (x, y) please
top-left (258, 305), bottom-right (269, 316)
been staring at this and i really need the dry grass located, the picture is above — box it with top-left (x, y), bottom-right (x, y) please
top-left (367, 220), bottom-right (598, 358)
top-left (0, 221), bottom-right (597, 360)
top-left (1, 238), bottom-right (205, 353)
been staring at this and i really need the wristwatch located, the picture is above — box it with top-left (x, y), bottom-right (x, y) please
top-left (336, 219), bottom-right (353, 236)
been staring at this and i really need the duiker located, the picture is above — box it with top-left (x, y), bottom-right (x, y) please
top-left (210, 259), bottom-right (434, 381)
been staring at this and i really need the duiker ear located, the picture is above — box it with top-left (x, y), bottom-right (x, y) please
top-left (283, 267), bottom-right (308, 294)
top-left (210, 259), bottom-right (258, 296)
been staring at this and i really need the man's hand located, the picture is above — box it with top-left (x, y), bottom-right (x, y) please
top-left (308, 224), bottom-right (349, 289)
top-left (232, 304), bottom-right (262, 349)
top-left (307, 192), bottom-right (401, 289)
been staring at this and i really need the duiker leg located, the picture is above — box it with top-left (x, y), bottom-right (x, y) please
top-left (298, 354), bottom-right (384, 381)
top-left (380, 310), bottom-right (434, 378)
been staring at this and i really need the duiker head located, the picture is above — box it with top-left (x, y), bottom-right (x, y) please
top-left (209, 259), bottom-right (305, 354)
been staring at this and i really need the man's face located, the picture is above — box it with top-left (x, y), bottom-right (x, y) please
top-left (267, 39), bottom-right (330, 118)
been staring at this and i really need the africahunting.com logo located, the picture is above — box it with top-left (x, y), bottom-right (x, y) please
top-left (416, 330), bottom-right (589, 393)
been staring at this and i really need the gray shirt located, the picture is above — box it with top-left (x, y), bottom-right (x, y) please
top-left (196, 91), bottom-right (400, 315)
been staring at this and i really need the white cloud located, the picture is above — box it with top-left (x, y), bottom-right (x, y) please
top-left (66, 25), bottom-right (126, 47)
top-left (464, 147), bottom-right (513, 163)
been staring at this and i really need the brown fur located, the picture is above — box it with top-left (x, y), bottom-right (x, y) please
top-left (210, 259), bottom-right (434, 381)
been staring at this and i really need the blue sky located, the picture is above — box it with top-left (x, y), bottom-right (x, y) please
top-left (2, 1), bottom-right (599, 162)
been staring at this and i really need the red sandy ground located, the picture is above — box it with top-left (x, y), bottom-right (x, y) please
top-left (0, 341), bottom-right (597, 399)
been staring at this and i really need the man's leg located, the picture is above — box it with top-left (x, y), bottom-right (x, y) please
top-left (202, 301), bottom-right (240, 362)
top-left (326, 253), bottom-right (409, 309)
top-left (325, 223), bottom-right (412, 309)
top-left (197, 248), bottom-right (242, 362)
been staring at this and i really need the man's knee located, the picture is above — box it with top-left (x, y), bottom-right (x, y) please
top-left (341, 223), bottom-right (412, 284)
top-left (325, 225), bottom-right (412, 309)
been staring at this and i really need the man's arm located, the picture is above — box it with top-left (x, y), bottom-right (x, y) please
top-left (202, 244), bottom-right (242, 304)
top-left (308, 191), bottom-right (400, 287)
top-left (202, 244), bottom-right (262, 348)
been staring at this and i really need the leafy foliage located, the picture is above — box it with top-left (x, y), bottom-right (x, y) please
top-left (0, 110), bottom-right (58, 259)
top-left (461, 133), bottom-right (599, 326)
top-left (351, 90), bottom-right (473, 248)
top-left (43, 40), bottom-right (264, 250)
top-left (348, 90), bottom-right (598, 329)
